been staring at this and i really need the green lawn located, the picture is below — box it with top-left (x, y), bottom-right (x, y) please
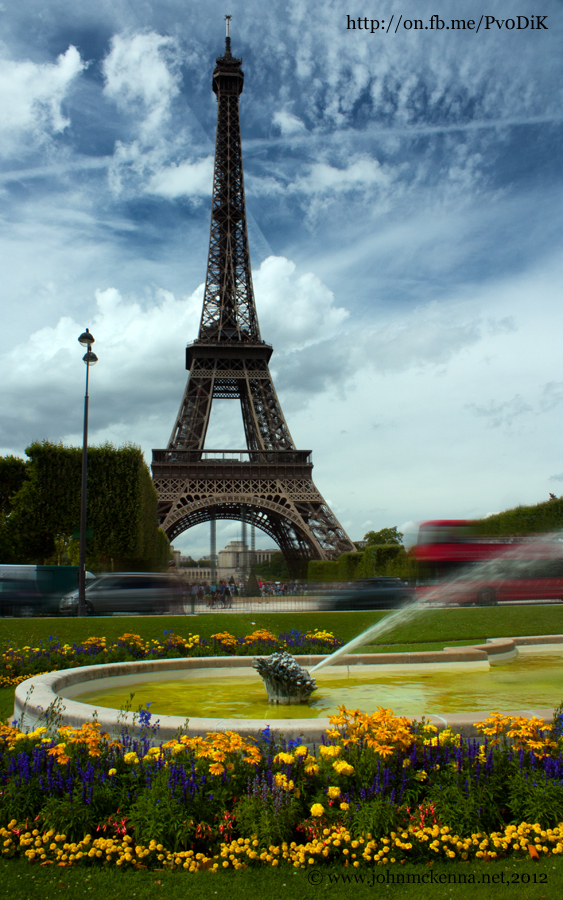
top-left (1, 855), bottom-right (562, 900)
top-left (1, 604), bottom-right (562, 651)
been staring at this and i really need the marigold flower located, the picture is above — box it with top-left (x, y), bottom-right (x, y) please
top-left (332, 760), bottom-right (354, 776)
top-left (319, 744), bottom-right (341, 758)
top-left (310, 804), bottom-right (325, 817)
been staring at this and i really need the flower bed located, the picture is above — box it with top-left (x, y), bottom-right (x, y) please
top-left (0, 629), bottom-right (342, 688)
top-left (1, 704), bottom-right (563, 871)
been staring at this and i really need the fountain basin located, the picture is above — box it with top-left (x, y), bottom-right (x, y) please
top-left (13, 636), bottom-right (563, 743)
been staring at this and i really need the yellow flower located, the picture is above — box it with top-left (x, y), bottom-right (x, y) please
top-left (123, 752), bottom-right (139, 765)
top-left (108, 768), bottom-right (117, 776)
top-left (332, 760), bottom-right (354, 776)
top-left (319, 745), bottom-right (341, 758)
top-left (310, 804), bottom-right (325, 817)
top-left (274, 752), bottom-right (295, 765)
top-left (327, 786), bottom-right (341, 799)
top-left (340, 802), bottom-right (350, 811)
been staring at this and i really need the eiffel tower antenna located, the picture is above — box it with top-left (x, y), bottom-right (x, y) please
top-left (152, 29), bottom-right (355, 575)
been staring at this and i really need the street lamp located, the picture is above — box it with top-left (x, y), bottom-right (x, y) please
top-left (78, 328), bottom-right (98, 617)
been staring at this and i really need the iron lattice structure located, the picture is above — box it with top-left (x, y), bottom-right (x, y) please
top-left (152, 34), bottom-right (355, 575)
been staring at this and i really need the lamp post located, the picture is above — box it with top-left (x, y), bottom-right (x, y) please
top-left (78, 328), bottom-right (98, 617)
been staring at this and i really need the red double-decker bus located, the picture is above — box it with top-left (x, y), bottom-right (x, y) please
top-left (414, 520), bottom-right (563, 606)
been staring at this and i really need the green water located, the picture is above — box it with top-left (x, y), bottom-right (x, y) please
top-left (73, 653), bottom-right (563, 719)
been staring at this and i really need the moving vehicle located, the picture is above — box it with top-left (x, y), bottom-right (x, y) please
top-left (0, 565), bottom-right (96, 617)
top-left (59, 572), bottom-right (183, 616)
top-left (0, 577), bottom-right (43, 618)
top-left (318, 577), bottom-right (416, 611)
top-left (414, 520), bottom-right (563, 606)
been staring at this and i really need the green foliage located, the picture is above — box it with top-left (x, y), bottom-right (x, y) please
top-left (128, 775), bottom-right (211, 852)
top-left (0, 456), bottom-right (28, 516)
top-left (307, 559), bottom-right (339, 582)
top-left (473, 497), bottom-right (563, 536)
top-left (245, 571), bottom-right (260, 596)
top-left (355, 543), bottom-right (404, 578)
top-left (507, 770), bottom-right (563, 827)
top-left (337, 552), bottom-right (364, 581)
top-left (364, 526), bottom-right (404, 546)
top-left (0, 441), bottom-right (169, 570)
top-left (252, 551), bottom-right (290, 582)
top-left (40, 795), bottom-right (103, 842)
top-left (234, 787), bottom-right (303, 846)
top-left (425, 780), bottom-right (504, 834)
top-left (348, 797), bottom-right (403, 839)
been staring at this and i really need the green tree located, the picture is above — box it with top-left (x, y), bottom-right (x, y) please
top-left (0, 455), bottom-right (28, 515)
top-left (252, 551), bottom-right (290, 582)
top-left (307, 560), bottom-right (339, 582)
top-left (363, 526), bottom-right (404, 546)
top-left (355, 527), bottom-right (405, 579)
top-left (0, 441), bottom-right (169, 570)
top-left (337, 551), bottom-right (364, 580)
top-left (472, 498), bottom-right (563, 536)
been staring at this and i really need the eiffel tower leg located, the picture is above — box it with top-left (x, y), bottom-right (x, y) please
top-left (168, 364), bottom-right (214, 450)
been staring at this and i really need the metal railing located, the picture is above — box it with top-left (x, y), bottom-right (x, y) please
top-left (153, 449), bottom-right (312, 464)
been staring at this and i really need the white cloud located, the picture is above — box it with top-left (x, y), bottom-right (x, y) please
top-left (293, 156), bottom-right (390, 195)
top-left (103, 31), bottom-right (188, 195)
top-left (146, 157), bottom-right (213, 198)
top-left (103, 32), bottom-right (181, 139)
top-left (254, 256), bottom-right (349, 351)
top-left (0, 46), bottom-right (85, 153)
top-left (272, 110), bottom-right (307, 136)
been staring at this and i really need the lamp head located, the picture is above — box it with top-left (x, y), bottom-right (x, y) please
top-left (78, 328), bottom-right (95, 347)
top-left (83, 349), bottom-right (98, 366)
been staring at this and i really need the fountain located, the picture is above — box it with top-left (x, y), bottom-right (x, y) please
top-left (12, 538), bottom-right (563, 741)
top-left (253, 651), bottom-right (317, 704)
top-left (13, 634), bottom-right (563, 743)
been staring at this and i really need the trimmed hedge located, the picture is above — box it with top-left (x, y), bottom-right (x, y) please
top-left (0, 441), bottom-right (169, 571)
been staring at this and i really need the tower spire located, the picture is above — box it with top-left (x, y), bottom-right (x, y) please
top-left (225, 14), bottom-right (232, 56)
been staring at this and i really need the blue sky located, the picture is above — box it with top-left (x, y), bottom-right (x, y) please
top-left (1, 1), bottom-right (562, 558)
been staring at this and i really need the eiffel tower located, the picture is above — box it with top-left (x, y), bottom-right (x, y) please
top-left (152, 22), bottom-right (355, 575)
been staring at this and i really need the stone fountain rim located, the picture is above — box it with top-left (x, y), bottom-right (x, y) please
top-left (13, 634), bottom-right (563, 742)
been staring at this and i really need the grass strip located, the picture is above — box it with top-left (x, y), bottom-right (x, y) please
top-left (1, 605), bottom-right (563, 652)
top-left (1, 853), bottom-right (562, 900)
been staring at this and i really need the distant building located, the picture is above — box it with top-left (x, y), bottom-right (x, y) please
top-left (170, 541), bottom-right (276, 582)
top-left (181, 567), bottom-right (212, 581)
top-left (217, 540), bottom-right (277, 582)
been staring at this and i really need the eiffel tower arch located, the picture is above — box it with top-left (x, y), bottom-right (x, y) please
top-left (152, 23), bottom-right (355, 576)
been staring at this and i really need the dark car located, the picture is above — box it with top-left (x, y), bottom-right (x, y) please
top-left (59, 573), bottom-right (184, 616)
top-left (318, 577), bottom-right (417, 611)
top-left (0, 578), bottom-right (44, 617)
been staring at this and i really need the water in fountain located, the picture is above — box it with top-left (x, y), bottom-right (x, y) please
top-left (310, 532), bottom-right (563, 675)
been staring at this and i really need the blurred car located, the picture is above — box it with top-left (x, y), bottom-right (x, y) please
top-left (0, 565), bottom-right (97, 616)
top-left (59, 572), bottom-right (183, 616)
top-left (318, 578), bottom-right (417, 611)
top-left (0, 577), bottom-right (44, 617)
